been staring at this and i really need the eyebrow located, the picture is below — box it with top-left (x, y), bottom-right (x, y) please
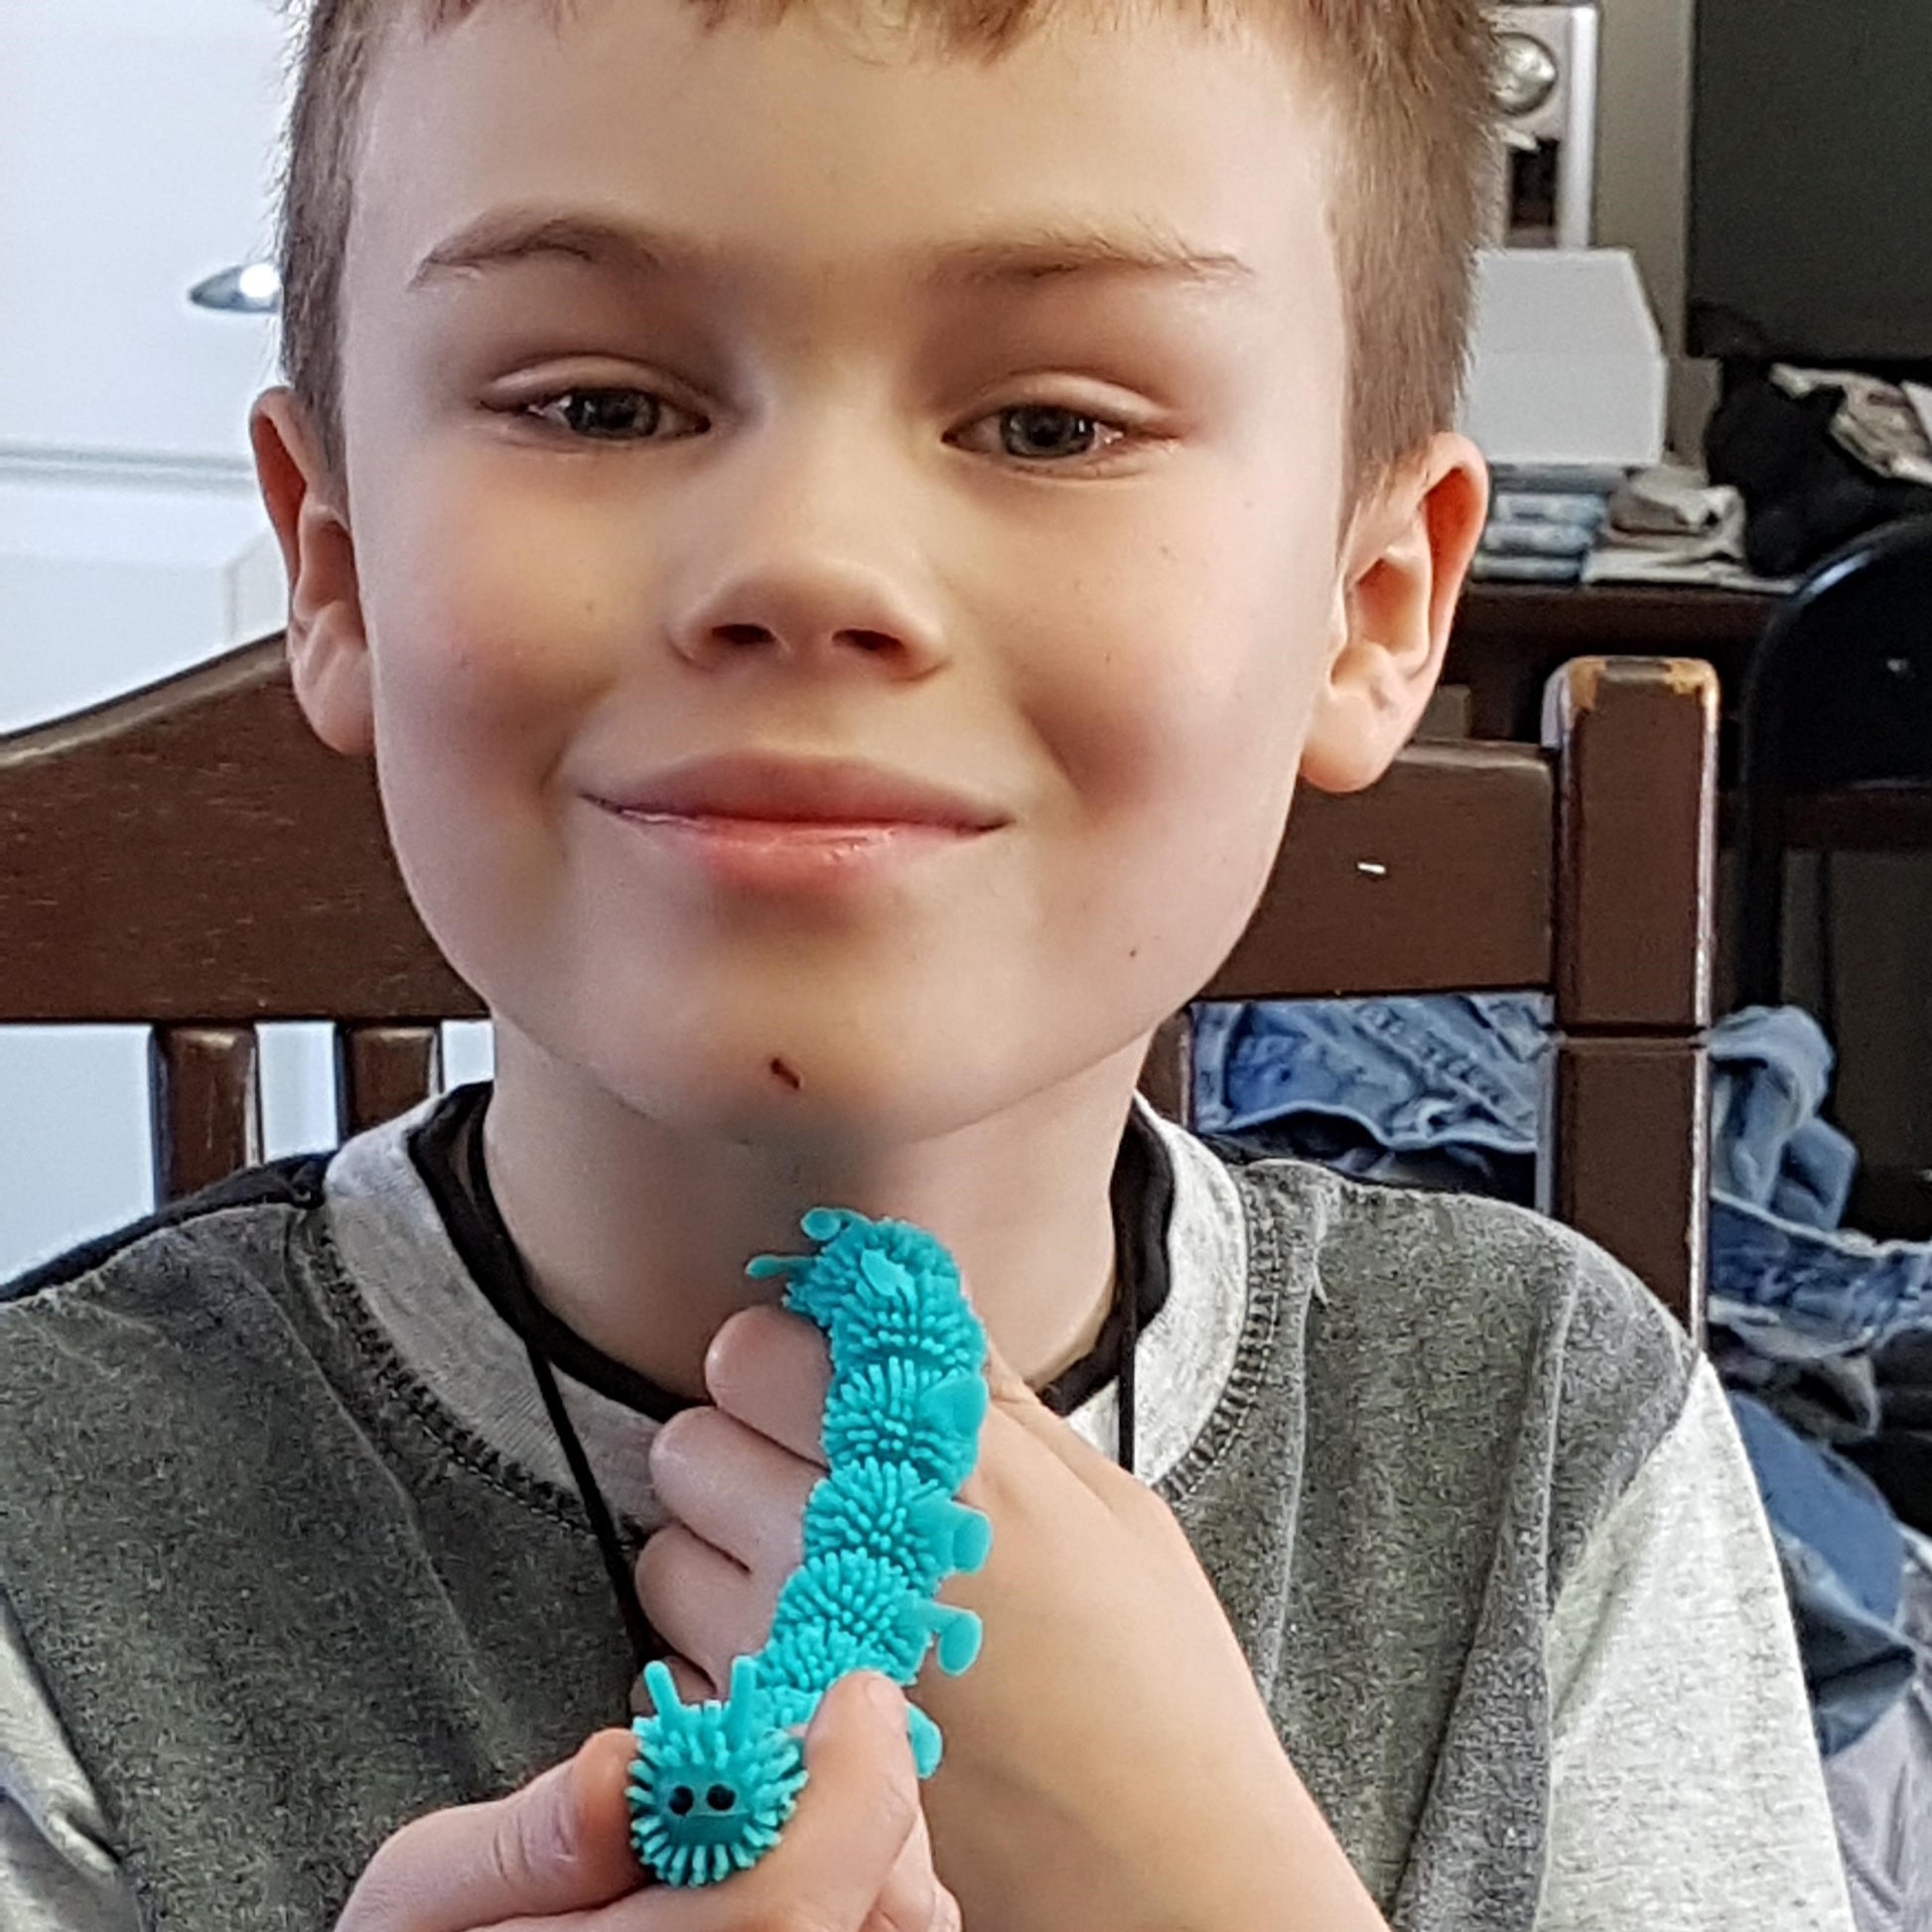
top-left (408, 207), bottom-right (1257, 295)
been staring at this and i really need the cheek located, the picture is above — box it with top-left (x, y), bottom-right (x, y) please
top-left (346, 451), bottom-right (648, 963)
top-left (1002, 499), bottom-right (1334, 976)
top-left (357, 455), bottom-right (635, 760)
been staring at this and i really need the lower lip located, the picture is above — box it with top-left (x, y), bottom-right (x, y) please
top-left (606, 810), bottom-right (987, 892)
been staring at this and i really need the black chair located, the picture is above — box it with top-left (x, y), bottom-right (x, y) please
top-left (1733, 512), bottom-right (1932, 1234)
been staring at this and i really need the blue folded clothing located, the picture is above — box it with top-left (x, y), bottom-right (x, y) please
top-left (1729, 1392), bottom-right (1914, 1755)
top-left (1478, 519), bottom-right (1601, 559)
top-left (1467, 552), bottom-right (1587, 584)
top-left (1192, 998), bottom-right (1932, 1351)
top-left (1489, 488), bottom-right (1613, 528)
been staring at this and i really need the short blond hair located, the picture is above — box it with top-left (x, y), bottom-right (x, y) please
top-left (276, 0), bottom-right (1496, 500)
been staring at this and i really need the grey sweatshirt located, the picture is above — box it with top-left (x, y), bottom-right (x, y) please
top-left (0, 1100), bottom-right (1854, 1930)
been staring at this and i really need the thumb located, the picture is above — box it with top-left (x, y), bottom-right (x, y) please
top-left (641, 1673), bottom-right (930, 1931)
top-left (342, 1728), bottom-right (643, 1931)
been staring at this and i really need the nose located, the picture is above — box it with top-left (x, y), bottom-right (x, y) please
top-left (664, 427), bottom-right (949, 679)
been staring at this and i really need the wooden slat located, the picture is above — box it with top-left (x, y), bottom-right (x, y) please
top-left (149, 1026), bottom-right (262, 1205)
top-left (1198, 740), bottom-right (1554, 1000)
top-left (1547, 657), bottom-right (1719, 1032)
top-left (336, 1024), bottom-right (445, 1141)
top-left (1543, 658), bottom-right (1719, 1330)
top-left (1548, 1035), bottom-right (1709, 1334)
top-left (0, 637), bottom-right (482, 1025)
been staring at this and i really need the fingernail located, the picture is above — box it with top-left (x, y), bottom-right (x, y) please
top-left (863, 1672), bottom-right (902, 1718)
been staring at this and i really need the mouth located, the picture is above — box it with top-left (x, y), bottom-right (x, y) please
top-left (591, 753), bottom-right (1010, 833)
top-left (589, 753), bottom-right (1009, 893)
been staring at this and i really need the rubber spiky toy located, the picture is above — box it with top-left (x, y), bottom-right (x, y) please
top-left (625, 1209), bottom-right (992, 1886)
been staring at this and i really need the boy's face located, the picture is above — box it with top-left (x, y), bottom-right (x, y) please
top-left (263, 0), bottom-right (1480, 1144)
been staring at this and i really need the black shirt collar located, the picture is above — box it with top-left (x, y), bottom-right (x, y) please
top-left (407, 1080), bottom-right (1173, 1422)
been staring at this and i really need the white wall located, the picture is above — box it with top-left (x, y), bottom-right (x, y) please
top-left (0, 0), bottom-right (306, 1276)
top-left (1589, 0), bottom-right (1718, 455)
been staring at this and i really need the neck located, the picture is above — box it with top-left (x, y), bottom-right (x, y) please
top-left (481, 1027), bottom-right (1145, 1400)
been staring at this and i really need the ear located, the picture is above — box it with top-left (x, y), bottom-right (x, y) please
top-left (1300, 432), bottom-right (1489, 795)
top-left (249, 387), bottom-right (375, 759)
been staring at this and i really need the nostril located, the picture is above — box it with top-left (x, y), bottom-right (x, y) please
top-left (715, 623), bottom-right (774, 648)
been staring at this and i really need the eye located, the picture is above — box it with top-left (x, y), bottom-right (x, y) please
top-left (667, 1785), bottom-right (696, 1816)
top-left (522, 386), bottom-right (705, 443)
top-left (705, 1784), bottom-right (738, 1811)
top-left (953, 402), bottom-right (1136, 469)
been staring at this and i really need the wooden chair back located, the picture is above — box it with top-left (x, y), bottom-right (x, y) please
top-left (0, 641), bottom-right (1717, 1325)
top-left (1140, 655), bottom-right (1718, 1327)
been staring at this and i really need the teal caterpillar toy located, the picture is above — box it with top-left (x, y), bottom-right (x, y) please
top-left (626, 1207), bottom-right (993, 1887)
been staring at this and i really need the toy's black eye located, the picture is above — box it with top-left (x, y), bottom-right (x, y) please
top-left (667, 1786), bottom-right (695, 1816)
top-left (706, 1784), bottom-right (737, 1811)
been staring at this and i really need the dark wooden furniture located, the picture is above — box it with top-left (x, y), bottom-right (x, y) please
top-left (0, 640), bottom-right (1718, 1327)
top-left (0, 642), bottom-right (482, 1202)
top-left (1449, 580), bottom-right (1778, 741)
top-left (1736, 515), bottom-right (1932, 1003)
top-left (1734, 514), bottom-right (1932, 1240)
top-left (1142, 655), bottom-right (1719, 1328)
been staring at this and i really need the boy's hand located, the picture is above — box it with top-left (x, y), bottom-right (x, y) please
top-left (333, 1671), bottom-right (958, 1931)
top-left (641, 1307), bottom-right (1390, 1932)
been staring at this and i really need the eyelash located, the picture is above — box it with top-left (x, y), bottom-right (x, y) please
top-left (511, 387), bottom-right (1148, 472)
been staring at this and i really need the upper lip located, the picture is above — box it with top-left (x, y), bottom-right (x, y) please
top-left (594, 754), bottom-right (1010, 830)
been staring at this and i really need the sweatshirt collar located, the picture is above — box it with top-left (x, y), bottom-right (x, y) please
top-left (322, 1093), bottom-right (1250, 1526)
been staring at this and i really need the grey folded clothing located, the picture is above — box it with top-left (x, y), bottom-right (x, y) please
top-left (1480, 518), bottom-right (1600, 559)
top-left (1468, 550), bottom-right (1587, 584)
top-left (1490, 488), bottom-right (1613, 527)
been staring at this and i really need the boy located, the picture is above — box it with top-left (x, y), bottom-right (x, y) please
top-left (0, 0), bottom-right (1856, 1926)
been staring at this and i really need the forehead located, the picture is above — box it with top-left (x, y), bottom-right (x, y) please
top-left (346, 0), bottom-right (1340, 320)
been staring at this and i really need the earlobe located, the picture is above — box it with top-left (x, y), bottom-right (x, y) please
top-left (248, 387), bottom-right (375, 759)
top-left (1300, 433), bottom-right (1489, 795)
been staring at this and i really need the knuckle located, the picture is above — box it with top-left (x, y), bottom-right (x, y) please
top-left (871, 1771), bottom-right (921, 1853)
top-left (631, 1526), bottom-right (680, 1603)
top-left (483, 1777), bottom-right (576, 1901)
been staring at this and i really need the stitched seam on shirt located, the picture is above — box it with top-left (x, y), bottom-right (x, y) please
top-left (1, 1159), bottom-right (329, 1303)
top-left (1156, 1161), bottom-right (1304, 1508)
top-left (297, 1212), bottom-right (625, 1545)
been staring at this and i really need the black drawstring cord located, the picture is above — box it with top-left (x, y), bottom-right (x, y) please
top-left (522, 1337), bottom-right (659, 1678)
top-left (530, 1270), bottom-right (1141, 1704)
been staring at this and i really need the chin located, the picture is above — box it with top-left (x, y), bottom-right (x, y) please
top-left (607, 1036), bottom-right (994, 1150)
top-left (554, 977), bottom-right (1010, 1149)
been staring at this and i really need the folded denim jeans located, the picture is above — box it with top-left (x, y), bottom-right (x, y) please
top-left (1192, 996), bottom-right (1932, 1351)
top-left (1730, 1394), bottom-right (1916, 1756)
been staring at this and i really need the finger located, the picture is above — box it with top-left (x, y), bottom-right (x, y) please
top-left (632, 1521), bottom-right (770, 1690)
top-left (635, 1673), bottom-right (925, 1932)
top-left (703, 1306), bottom-right (833, 1466)
top-left (864, 1779), bottom-right (958, 1932)
top-left (339, 1729), bottom-right (639, 1932)
top-left (647, 1406), bottom-right (819, 1578)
